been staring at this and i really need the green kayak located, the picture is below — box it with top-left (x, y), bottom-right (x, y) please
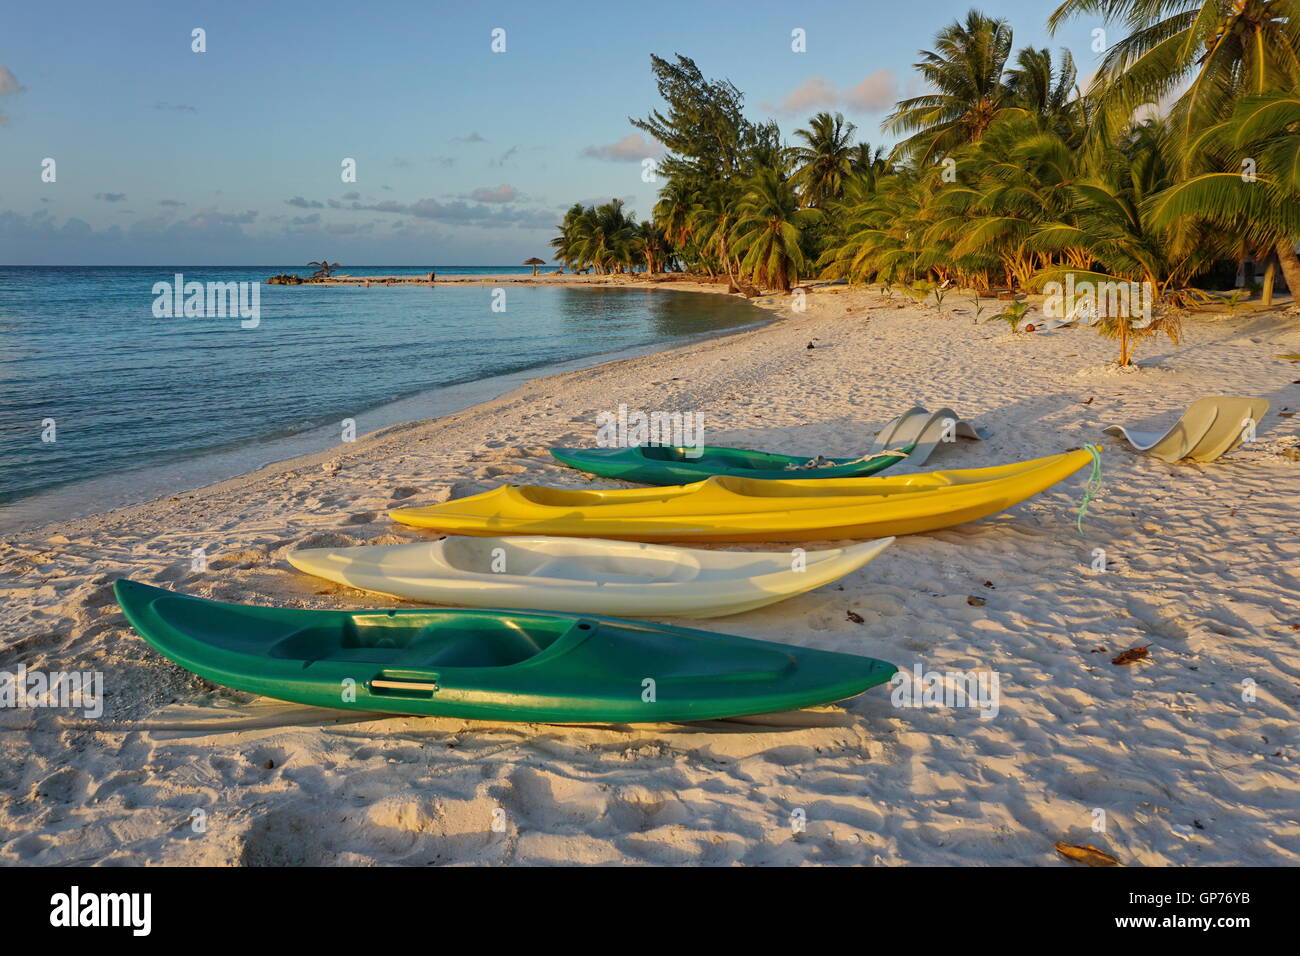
top-left (549, 444), bottom-right (912, 485)
top-left (114, 580), bottom-right (896, 723)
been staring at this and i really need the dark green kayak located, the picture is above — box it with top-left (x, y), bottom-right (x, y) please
top-left (549, 443), bottom-right (913, 485)
top-left (115, 580), bottom-right (896, 723)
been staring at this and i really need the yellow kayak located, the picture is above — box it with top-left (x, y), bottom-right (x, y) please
top-left (390, 449), bottom-right (1096, 542)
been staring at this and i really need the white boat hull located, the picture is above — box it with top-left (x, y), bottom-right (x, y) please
top-left (287, 535), bottom-right (893, 618)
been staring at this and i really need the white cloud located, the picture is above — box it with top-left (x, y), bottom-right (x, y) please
top-left (776, 75), bottom-right (838, 114)
top-left (0, 64), bottom-right (25, 125)
top-left (469, 184), bottom-right (520, 203)
top-left (581, 133), bottom-right (664, 162)
top-left (768, 69), bottom-right (900, 116)
top-left (843, 69), bottom-right (899, 112)
top-left (0, 65), bottom-right (24, 96)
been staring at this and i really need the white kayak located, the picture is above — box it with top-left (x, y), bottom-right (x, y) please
top-left (287, 534), bottom-right (894, 618)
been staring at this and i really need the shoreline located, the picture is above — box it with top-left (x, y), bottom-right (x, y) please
top-left (0, 282), bottom-right (777, 537)
top-left (2, 283), bottom-right (1298, 866)
top-left (276, 271), bottom-right (748, 293)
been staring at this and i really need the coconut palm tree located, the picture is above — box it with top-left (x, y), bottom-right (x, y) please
top-left (688, 180), bottom-right (742, 279)
top-left (928, 114), bottom-right (1087, 290)
top-left (1147, 91), bottom-right (1300, 297)
top-left (885, 10), bottom-right (1024, 163)
top-left (848, 143), bottom-right (891, 191)
top-left (550, 203), bottom-right (587, 270)
top-left (635, 220), bottom-right (670, 274)
top-left (551, 200), bottom-right (641, 273)
top-left (730, 167), bottom-right (821, 292)
top-left (1004, 46), bottom-right (1087, 143)
top-left (580, 200), bottom-right (641, 273)
top-left (1049, 0), bottom-right (1300, 160)
top-left (818, 170), bottom-right (929, 285)
top-left (1030, 120), bottom-right (1221, 363)
top-left (653, 177), bottom-right (698, 252)
top-left (791, 112), bottom-right (857, 207)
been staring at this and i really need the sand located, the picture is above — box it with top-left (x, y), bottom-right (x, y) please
top-left (1, 280), bottom-right (1297, 866)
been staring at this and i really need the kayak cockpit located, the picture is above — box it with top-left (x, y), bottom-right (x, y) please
top-left (635, 445), bottom-right (746, 466)
top-left (439, 535), bottom-right (701, 583)
top-left (149, 592), bottom-right (574, 669)
top-left (273, 614), bottom-right (572, 668)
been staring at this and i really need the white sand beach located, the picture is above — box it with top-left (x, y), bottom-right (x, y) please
top-left (1, 282), bottom-right (1297, 866)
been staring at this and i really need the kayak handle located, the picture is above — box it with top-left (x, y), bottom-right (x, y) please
top-left (371, 677), bottom-right (440, 697)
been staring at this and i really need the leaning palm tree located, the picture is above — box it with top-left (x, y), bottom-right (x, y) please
top-left (884, 10), bottom-right (1024, 164)
top-left (791, 112), bottom-right (857, 207)
top-left (307, 257), bottom-right (341, 278)
top-left (729, 166), bottom-right (822, 292)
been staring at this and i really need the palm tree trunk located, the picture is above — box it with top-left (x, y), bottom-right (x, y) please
top-left (1275, 239), bottom-right (1300, 303)
top-left (1261, 255), bottom-right (1277, 306)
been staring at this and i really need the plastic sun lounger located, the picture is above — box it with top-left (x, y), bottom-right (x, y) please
top-left (866, 405), bottom-right (988, 466)
top-left (1101, 396), bottom-right (1270, 463)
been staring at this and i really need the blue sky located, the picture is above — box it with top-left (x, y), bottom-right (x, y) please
top-left (0, 0), bottom-right (1112, 265)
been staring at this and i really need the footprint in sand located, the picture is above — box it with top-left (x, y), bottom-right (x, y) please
top-left (78, 580), bottom-right (121, 610)
top-left (208, 549), bottom-right (265, 571)
top-left (342, 511), bottom-right (379, 524)
top-left (447, 480), bottom-right (490, 498)
top-left (291, 532), bottom-right (360, 551)
top-left (238, 807), bottom-right (336, 866)
top-left (10, 833), bottom-right (51, 861)
top-left (389, 487), bottom-right (421, 501)
top-left (480, 464), bottom-right (527, 478)
top-left (33, 766), bottom-right (92, 804)
top-left (151, 564), bottom-right (189, 583)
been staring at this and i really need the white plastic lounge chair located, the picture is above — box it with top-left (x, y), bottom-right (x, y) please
top-left (867, 405), bottom-right (988, 466)
top-left (1038, 298), bottom-right (1101, 331)
top-left (1102, 396), bottom-right (1269, 463)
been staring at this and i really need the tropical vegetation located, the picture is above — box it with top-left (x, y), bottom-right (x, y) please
top-left (552, 2), bottom-right (1300, 364)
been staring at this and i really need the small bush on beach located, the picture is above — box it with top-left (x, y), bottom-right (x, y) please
top-left (987, 297), bottom-right (1032, 334)
top-left (1097, 307), bottom-right (1182, 368)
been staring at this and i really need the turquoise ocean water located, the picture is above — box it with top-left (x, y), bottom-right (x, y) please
top-left (0, 266), bottom-right (761, 529)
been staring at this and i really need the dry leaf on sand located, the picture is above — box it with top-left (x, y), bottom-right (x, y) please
top-left (1112, 644), bottom-right (1151, 666)
top-left (1055, 841), bottom-right (1120, 867)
